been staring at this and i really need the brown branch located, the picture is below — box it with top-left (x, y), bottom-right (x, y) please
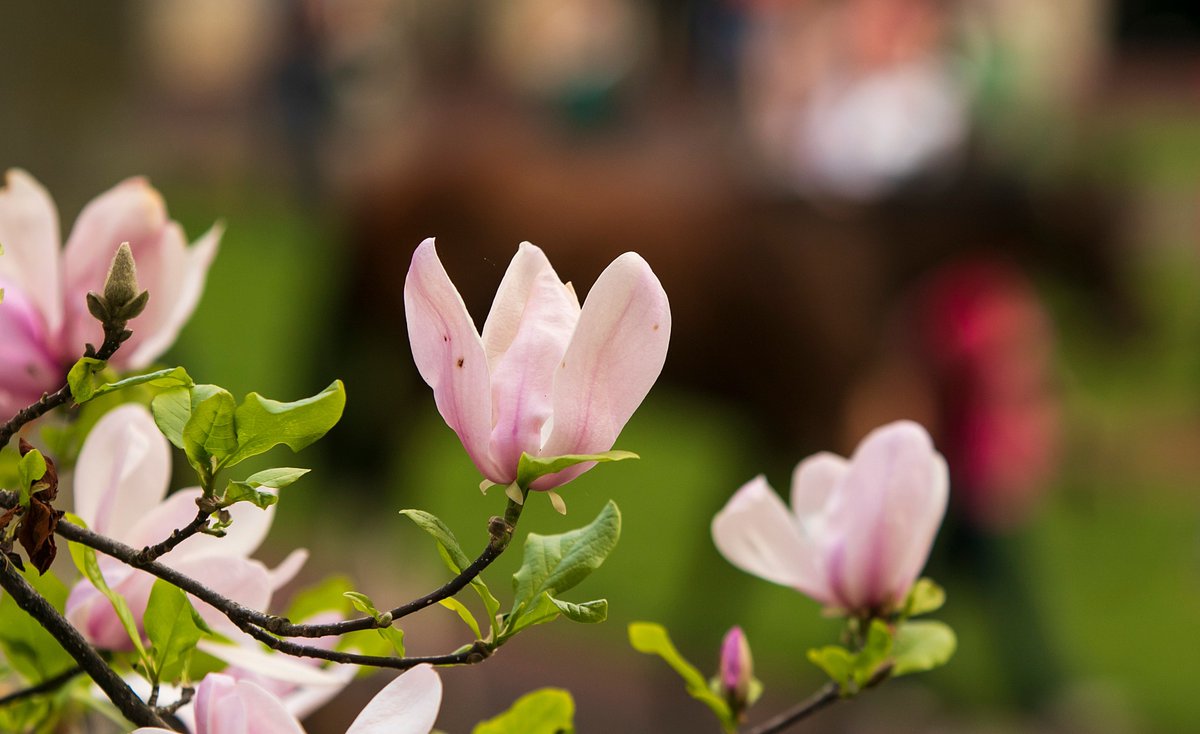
top-left (136, 508), bottom-right (212, 563)
top-left (0, 324), bottom-right (129, 453)
top-left (743, 667), bottom-right (892, 734)
top-left (0, 561), bottom-right (169, 729)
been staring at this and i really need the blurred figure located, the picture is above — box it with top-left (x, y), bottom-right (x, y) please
top-left (739, 0), bottom-right (969, 200)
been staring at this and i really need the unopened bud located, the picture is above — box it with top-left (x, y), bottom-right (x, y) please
top-left (718, 626), bottom-right (755, 716)
top-left (100, 243), bottom-right (149, 321)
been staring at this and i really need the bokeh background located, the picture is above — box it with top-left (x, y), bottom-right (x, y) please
top-left (4, 0), bottom-right (1200, 731)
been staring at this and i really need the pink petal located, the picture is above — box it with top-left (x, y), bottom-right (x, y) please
top-left (72, 404), bottom-right (171, 539)
top-left (789, 453), bottom-right (848, 522)
top-left (195, 674), bottom-right (250, 734)
top-left (0, 169), bottom-right (63, 333)
top-left (124, 222), bottom-right (221, 369)
top-left (197, 641), bottom-right (352, 688)
top-left (346, 664), bottom-right (442, 734)
top-left (404, 239), bottom-right (502, 481)
top-left (711, 476), bottom-right (831, 604)
top-left (823, 421), bottom-right (948, 611)
top-left (535, 252), bottom-right (670, 488)
top-left (0, 283), bottom-right (61, 416)
top-left (168, 556), bottom-right (272, 637)
top-left (484, 244), bottom-right (580, 472)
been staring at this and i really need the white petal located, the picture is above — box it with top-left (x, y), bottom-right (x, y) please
top-left (536, 252), bottom-right (670, 488)
top-left (72, 404), bottom-right (171, 539)
top-left (823, 421), bottom-right (948, 610)
top-left (346, 664), bottom-right (442, 734)
top-left (712, 476), bottom-right (831, 604)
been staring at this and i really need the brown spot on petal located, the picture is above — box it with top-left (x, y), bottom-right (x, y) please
top-left (456, 358), bottom-right (464, 368)
top-left (652, 323), bottom-right (660, 331)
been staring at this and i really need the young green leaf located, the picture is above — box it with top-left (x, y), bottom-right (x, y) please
top-left (400, 509), bottom-right (502, 623)
top-left (510, 500), bottom-right (621, 618)
top-left (70, 364), bottom-right (193, 405)
top-left (66, 357), bottom-right (108, 403)
top-left (151, 386), bottom-right (192, 449)
top-left (224, 381), bottom-right (346, 467)
top-left (183, 387), bottom-right (238, 471)
top-left (438, 598), bottom-right (483, 639)
top-left (67, 539), bottom-right (148, 665)
top-left (343, 591), bottom-right (404, 656)
top-left (472, 688), bottom-right (575, 734)
top-left (502, 592), bottom-right (560, 639)
top-left (548, 597), bottom-right (607, 624)
top-left (15, 449), bottom-right (47, 507)
top-left (515, 450), bottom-right (638, 488)
top-left (805, 645), bottom-right (856, 688)
top-left (902, 578), bottom-right (946, 618)
top-left (144, 580), bottom-right (210, 683)
top-left (892, 621), bottom-right (956, 676)
top-left (628, 622), bottom-right (734, 730)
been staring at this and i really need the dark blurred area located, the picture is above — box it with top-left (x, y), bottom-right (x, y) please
top-left (4, 0), bottom-right (1200, 731)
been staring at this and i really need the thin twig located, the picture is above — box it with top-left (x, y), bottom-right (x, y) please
top-left (0, 324), bottom-right (128, 453)
top-left (0, 666), bottom-right (84, 706)
top-left (742, 684), bottom-right (840, 734)
top-left (136, 509), bottom-right (211, 563)
top-left (0, 562), bottom-right (169, 729)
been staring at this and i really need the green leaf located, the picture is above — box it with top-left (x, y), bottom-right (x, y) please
top-left (472, 688), bottom-right (575, 734)
top-left (855, 619), bottom-right (894, 688)
top-left (903, 578), bottom-right (946, 618)
top-left (144, 580), bottom-right (209, 683)
top-left (67, 537), bottom-right (148, 666)
top-left (224, 381), bottom-right (346, 467)
top-left (70, 364), bottom-right (193, 405)
top-left (438, 598), bottom-right (482, 639)
top-left (805, 645), bottom-right (856, 688)
top-left (892, 621), bottom-right (956, 677)
top-left (0, 570), bottom-right (76, 681)
top-left (401, 509), bottom-right (502, 623)
top-left (151, 386), bottom-right (192, 449)
top-left (221, 467), bottom-right (310, 509)
top-left (503, 593), bottom-right (560, 638)
top-left (66, 357), bottom-right (108, 403)
top-left (183, 386), bottom-right (238, 473)
top-left (510, 500), bottom-right (621, 619)
top-left (343, 591), bottom-right (404, 656)
top-left (628, 622), bottom-right (733, 729)
top-left (15, 449), bottom-right (47, 507)
top-left (515, 450), bottom-right (638, 488)
top-left (548, 597), bottom-right (607, 624)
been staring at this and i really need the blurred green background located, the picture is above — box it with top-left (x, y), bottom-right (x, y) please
top-left (5, 1), bottom-right (1200, 732)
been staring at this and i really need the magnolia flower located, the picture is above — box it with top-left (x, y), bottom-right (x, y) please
top-left (404, 239), bottom-right (670, 490)
top-left (0, 169), bottom-right (218, 416)
top-left (133, 664), bottom-right (442, 734)
top-left (66, 404), bottom-right (304, 649)
top-left (712, 421), bottom-right (948, 614)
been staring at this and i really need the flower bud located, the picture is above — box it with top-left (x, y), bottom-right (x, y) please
top-left (718, 626), bottom-right (754, 715)
top-left (100, 242), bottom-right (150, 322)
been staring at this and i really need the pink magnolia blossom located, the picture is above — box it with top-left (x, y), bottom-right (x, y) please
top-left (0, 169), bottom-right (218, 416)
top-left (66, 404), bottom-right (303, 650)
top-left (404, 239), bottom-right (670, 490)
top-left (712, 421), bottom-right (948, 614)
top-left (133, 665), bottom-right (442, 734)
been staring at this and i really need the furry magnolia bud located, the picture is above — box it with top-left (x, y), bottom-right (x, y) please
top-left (100, 242), bottom-right (149, 321)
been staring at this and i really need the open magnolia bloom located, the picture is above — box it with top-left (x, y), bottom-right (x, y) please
top-left (712, 421), bottom-right (948, 615)
top-left (133, 664), bottom-right (442, 734)
top-left (65, 404), bottom-right (305, 651)
top-left (0, 169), bottom-right (218, 416)
top-left (404, 238), bottom-right (670, 490)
